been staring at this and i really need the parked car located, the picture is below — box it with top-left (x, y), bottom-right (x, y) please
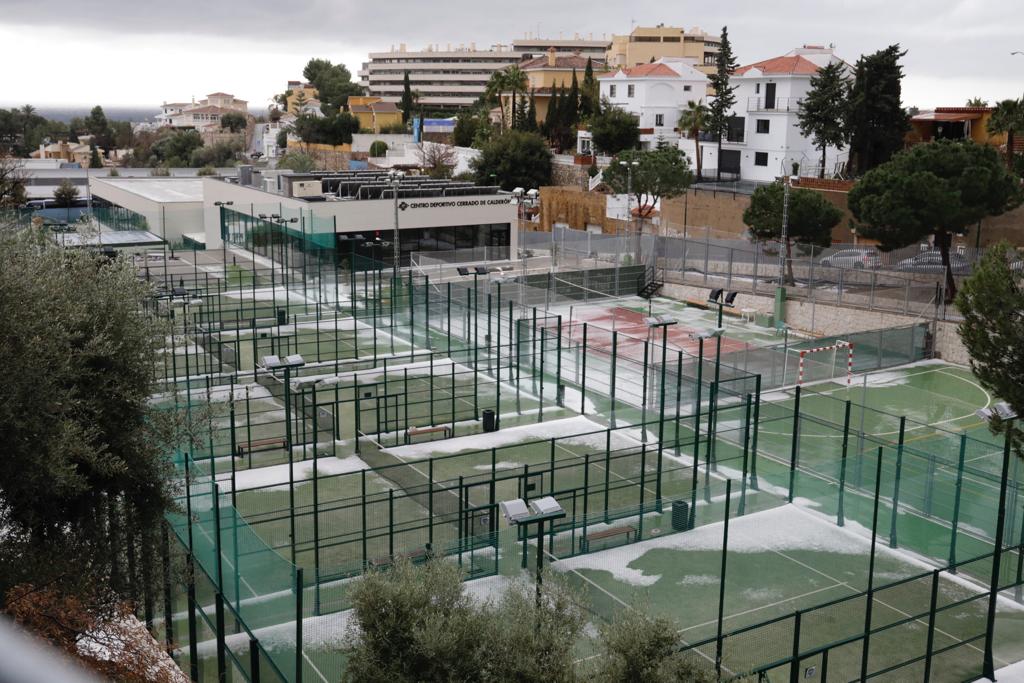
top-left (820, 248), bottom-right (882, 269)
top-left (896, 251), bottom-right (971, 275)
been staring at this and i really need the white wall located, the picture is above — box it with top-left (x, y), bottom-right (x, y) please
top-left (350, 133), bottom-right (414, 154)
top-left (89, 177), bottom-right (203, 245)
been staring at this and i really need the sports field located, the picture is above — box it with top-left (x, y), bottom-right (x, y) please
top-left (156, 248), bottom-right (1024, 683)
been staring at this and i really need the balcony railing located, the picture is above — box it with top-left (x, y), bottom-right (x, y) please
top-left (747, 96), bottom-right (802, 112)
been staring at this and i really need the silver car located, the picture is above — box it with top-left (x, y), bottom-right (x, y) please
top-left (820, 248), bottom-right (882, 269)
top-left (896, 251), bottom-right (971, 275)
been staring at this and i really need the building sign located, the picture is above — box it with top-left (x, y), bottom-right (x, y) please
top-left (398, 198), bottom-right (512, 211)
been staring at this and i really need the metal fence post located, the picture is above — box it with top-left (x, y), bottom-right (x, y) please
top-left (982, 429), bottom-right (1014, 680)
top-left (714, 479), bottom-right (733, 680)
top-left (788, 386), bottom-right (801, 503)
top-left (948, 435), bottom-right (967, 573)
top-left (888, 417), bottom-right (907, 548)
top-left (295, 567), bottom-right (304, 683)
top-left (923, 569), bottom-right (940, 681)
top-left (860, 446), bottom-right (885, 681)
top-left (837, 400), bottom-right (852, 527)
top-left (789, 610), bottom-right (802, 683)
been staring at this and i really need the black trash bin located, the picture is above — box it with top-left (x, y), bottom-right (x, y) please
top-left (482, 409), bottom-right (497, 432)
top-left (671, 500), bottom-right (691, 532)
top-left (277, 308), bottom-right (288, 326)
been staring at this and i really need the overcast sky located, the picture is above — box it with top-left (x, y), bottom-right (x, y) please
top-left (1, 0), bottom-right (1022, 113)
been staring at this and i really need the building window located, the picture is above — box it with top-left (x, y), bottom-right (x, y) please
top-left (655, 114), bottom-right (664, 126)
top-left (755, 83), bottom-right (760, 94)
top-left (609, 85), bottom-right (616, 97)
top-left (683, 85), bottom-right (692, 92)
top-left (754, 152), bottom-right (769, 166)
top-left (756, 119), bottom-right (770, 134)
top-left (627, 85), bottom-right (635, 97)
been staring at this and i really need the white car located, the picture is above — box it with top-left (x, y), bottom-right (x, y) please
top-left (820, 249), bottom-right (882, 269)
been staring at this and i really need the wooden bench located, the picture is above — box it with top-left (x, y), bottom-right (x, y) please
top-left (580, 525), bottom-right (637, 553)
top-left (235, 437), bottom-right (287, 458)
top-left (368, 547), bottom-right (429, 570)
top-left (404, 425), bottom-right (452, 445)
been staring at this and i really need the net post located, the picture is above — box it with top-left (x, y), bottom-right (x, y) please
top-left (610, 330), bottom-right (618, 428)
top-left (295, 567), bottom-right (303, 683)
top-left (604, 429), bottom-right (612, 523)
top-left (581, 322), bottom-right (588, 414)
top-left (249, 637), bottom-right (261, 683)
top-left (860, 446), bottom-right (885, 681)
top-left (982, 427), bottom-right (1014, 680)
top-left (312, 386), bottom-right (321, 616)
top-left (923, 568), bottom-right (940, 681)
top-left (582, 452), bottom-right (591, 553)
top-left (641, 339), bottom-right (650, 441)
top-left (750, 373), bottom-right (761, 490)
top-left (714, 478), bottom-right (732, 679)
top-left (888, 416), bottom-right (907, 549)
top-left (556, 314), bottom-right (563, 406)
top-left (788, 385), bottom-right (801, 503)
top-left (739, 393), bottom-right (751, 516)
top-left (837, 400), bottom-right (852, 527)
top-left (638, 443), bottom-right (647, 538)
top-left (789, 609), bottom-right (802, 683)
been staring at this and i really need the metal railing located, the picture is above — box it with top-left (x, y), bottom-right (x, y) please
top-left (747, 96), bottom-right (802, 112)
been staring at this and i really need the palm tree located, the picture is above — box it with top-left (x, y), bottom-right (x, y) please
top-left (483, 70), bottom-right (510, 130)
top-left (965, 97), bottom-right (988, 107)
top-left (678, 99), bottom-right (709, 180)
top-left (504, 66), bottom-right (529, 129)
top-left (987, 98), bottom-right (1024, 170)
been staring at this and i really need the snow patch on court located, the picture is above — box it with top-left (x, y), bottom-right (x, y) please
top-left (677, 574), bottom-right (718, 586)
top-left (384, 415), bottom-right (608, 460)
top-left (215, 455), bottom-right (369, 491)
top-left (473, 461), bottom-right (521, 471)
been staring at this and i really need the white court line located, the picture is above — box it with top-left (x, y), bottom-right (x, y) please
top-left (303, 651), bottom-right (330, 683)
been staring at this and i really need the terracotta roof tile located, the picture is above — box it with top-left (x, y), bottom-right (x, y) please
top-left (735, 55), bottom-right (821, 76)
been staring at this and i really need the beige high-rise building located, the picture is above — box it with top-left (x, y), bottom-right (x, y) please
top-left (607, 24), bottom-right (721, 75)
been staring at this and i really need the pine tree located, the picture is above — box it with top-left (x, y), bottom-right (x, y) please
top-left (544, 84), bottom-right (560, 141)
top-left (88, 142), bottom-right (103, 169)
top-left (707, 26), bottom-right (739, 181)
top-left (400, 71), bottom-right (414, 124)
top-left (567, 68), bottom-right (580, 128)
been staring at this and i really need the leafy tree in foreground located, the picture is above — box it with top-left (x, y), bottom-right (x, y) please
top-left (603, 144), bottom-right (694, 223)
top-left (744, 181), bottom-right (843, 284)
top-left (589, 102), bottom-right (640, 156)
top-left (707, 25), bottom-right (738, 181)
top-left (848, 139), bottom-right (1023, 299)
top-left (471, 130), bottom-right (552, 191)
top-left (966, 97), bottom-right (988, 107)
top-left (0, 155), bottom-right (27, 207)
top-left (956, 241), bottom-right (1024, 455)
top-left (589, 607), bottom-right (716, 683)
top-left (0, 226), bottom-right (182, 611)
top-left (53, 177), bottom-right (79, 207)
top-left (797, 61), bottom-right (851, 178)
top-left (341, 559), bottom-right (584, 683)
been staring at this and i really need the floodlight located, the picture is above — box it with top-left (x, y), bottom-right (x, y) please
top-left (529, 496), bottom-right (565, 517)
top-left (284, 354), bottom-right (306, 368)
top-left (644, 315), bottom-right (677, 328)
top-left (261, 354), bottom-right (283, 369)
top-left (512, 187), bottom-right (525, 195)
top-left (708, 288), bottom-right (723, 303)
top-left (978, 402), bottom-right (1017, 422)
top-left (526, 189), bottom-right (539, 198)
top-left (724, 291), bottom-right (739, 306)
top-left (171, 286), bottom-right (188, 297)
top-left (499, 499), bottom-right (531, 524)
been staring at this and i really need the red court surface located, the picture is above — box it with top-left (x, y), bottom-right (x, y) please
top-left (557, 306), bottom-right (749, 363)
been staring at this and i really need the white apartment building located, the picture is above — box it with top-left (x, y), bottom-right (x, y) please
top-left (699, 46), bottom-right (853, 183)
top-left (156, 93), bottom-right (249, 130)
top-left (358, 44), bottom-right (522, 109)
top-left (512, 35), bottom-right (610, 60)
top-left (578, 58), bottom-right (708, 154)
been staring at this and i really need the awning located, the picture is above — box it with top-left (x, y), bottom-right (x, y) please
top-left (912, 112), bottom-right (982, 122)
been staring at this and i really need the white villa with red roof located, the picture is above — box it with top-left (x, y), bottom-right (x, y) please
top-left (579, 57), bottom-right (707, 154)
top-left (700, 46), bottom-right (853, 183)
top-left (156, 92), bottom-right (250, 130)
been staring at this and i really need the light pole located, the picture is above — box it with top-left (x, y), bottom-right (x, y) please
top-left (500, 497), bottom-right (566, 609)
top-left (512, 188), bottom-right (538, 308)
top-left (387, 170), bottom-right (404, 282)
top-left (616, 160), bottom-right (639, 297)
top-left (775, 175), bottom-right (796, 330)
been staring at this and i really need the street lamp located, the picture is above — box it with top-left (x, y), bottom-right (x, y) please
top-left (500, 496), bottom-right (566, 608)
top-left (706, 289), bottom-right (737, 468)
top-left (387, 170), bottom-right (404, 281)
top-left (776, 176), bottom-right (797, 328)
top-left (511, 188), bottom-right (539, 307)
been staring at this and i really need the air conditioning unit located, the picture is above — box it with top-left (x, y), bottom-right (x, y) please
top-left (291, 180), bottom-right (322, 198)
top-left (264, 177), bottom-right (277, 193)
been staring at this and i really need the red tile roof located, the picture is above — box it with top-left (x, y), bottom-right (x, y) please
top-left (935, 106), bottom-right (993, 113)
top-left (735, 55), bottom-right (821, 76)
top-left (598, 63), bottom-right (683, 79)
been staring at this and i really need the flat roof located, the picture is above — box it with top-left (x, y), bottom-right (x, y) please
top-left (92, 178), bottom-right (204, 204)
top-left (53, 230), bottom-right (166, 248)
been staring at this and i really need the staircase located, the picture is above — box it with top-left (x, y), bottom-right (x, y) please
top-left (637, 265), bottom-right (664, 299)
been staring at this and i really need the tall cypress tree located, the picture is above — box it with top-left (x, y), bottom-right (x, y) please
top-left (580, 57), bottom-right (599, 121)
top-left (544, 84), bottom-right (561, 141)
top-left (707, 26), bottom-right (739, 181)
top-left (567, 68), bottom-right (580, 128)
top-left (400, 71), bottom-right (414, 124)
top-left (525, 90), bottom-right (538, 132)
top-left (848, 44), bottom-right (910, 175)
top-left (797, 61), bottom-right (851, 178)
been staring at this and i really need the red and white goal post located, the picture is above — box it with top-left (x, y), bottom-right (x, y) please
top-left (797, 340), bottom-right (854, 385)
